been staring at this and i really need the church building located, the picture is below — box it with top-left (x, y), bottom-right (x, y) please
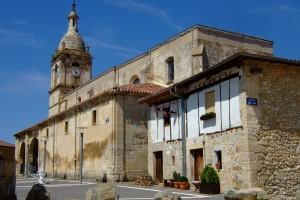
top-left (14, 4), bottom-right (300, 198)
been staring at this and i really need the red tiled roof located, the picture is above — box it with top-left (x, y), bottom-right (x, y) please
top-left (0, 140), bottom-right (15, 148)
top-left (106, 83), bottom-right (165, 95)
top-left (15, 83), bottom-right (165, 137)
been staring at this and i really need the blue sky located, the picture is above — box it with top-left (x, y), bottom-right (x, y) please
top-left (0, 0), bottom-right (299, 143)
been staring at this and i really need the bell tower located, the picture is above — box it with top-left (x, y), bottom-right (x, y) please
top-left (49, 1), bottom-right (92, 116)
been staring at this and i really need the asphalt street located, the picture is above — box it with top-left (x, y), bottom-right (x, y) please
top-left (16, 177), bottom-right (224, 200)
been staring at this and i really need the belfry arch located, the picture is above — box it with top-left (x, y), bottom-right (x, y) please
top-left (28, 138), bottom-right (39, 174)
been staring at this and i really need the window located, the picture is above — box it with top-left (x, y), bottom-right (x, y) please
top-left (64, 121), bottom-right (69, 134)
top-left (77, 96), bottom-right (82, 103)
top-left (72, 62), bottom-right (80, 67)
top-left (215, 151), bottom-right (222, 170)
top-left (92, 110), bottom-right (97, 125)
top-left (87, 89), bottom-right (94, 98)
top-left (166, 57), bottom-right (174, 82)
top-left (46, 129), bottom-right (49, 138)
top-left (162, 107), bottom-right (170, 127)
top-left (205, 91), bottom-right (215, 113)
top-left (130, 75), bottom-right (140, 85)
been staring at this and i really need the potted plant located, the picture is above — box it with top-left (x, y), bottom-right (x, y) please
top-left (178, 175), bottom-right (189, 190)
top-left (200, 165), bottom-right (220, 194)
top-left (172, 171), bottom-right (181, 189)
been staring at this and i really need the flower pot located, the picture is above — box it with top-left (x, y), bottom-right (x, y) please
top-left (200, 183), bottom-right (220, 194)
top-left (179, 181), bottom-right (189, 190)
top-left (174, 182), bottom-right (180, 189)
top-left (170, 179), bottom-right (174, 188)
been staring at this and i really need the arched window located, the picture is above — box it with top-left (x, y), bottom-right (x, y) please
top-left (130, 75), bottom-right (140, 84)
top-left (166, 57), bottom-right (174, 82)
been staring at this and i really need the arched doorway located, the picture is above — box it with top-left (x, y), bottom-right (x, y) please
top-left (19, 142), bottom-right (25, 174)
top-left (29, 138), bottom-right (39, 174)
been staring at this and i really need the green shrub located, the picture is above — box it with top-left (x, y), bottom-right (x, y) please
top-left (200, 165), bottom-right (220, 185)
top-left (179, 175), bottom-right (188, 182)
top-left (172, 171), bottom-right (181, 181)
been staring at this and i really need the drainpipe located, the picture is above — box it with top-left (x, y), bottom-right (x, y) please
top-left (169, 87), bottom-right (186, 177)
top-left (80, 132), bottom-right (84, 184)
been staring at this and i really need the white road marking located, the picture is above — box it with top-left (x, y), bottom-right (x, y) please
top-left (16, 182), bottom-right (96, 188)
top-left (119, 197), bottom-right (209, 200)
top-left (17, 179), bottom-right (55, 184)
top-left (173, 191), bottom-right (209, 197)
top-left (116, 185), bottom-right (209, 198)
top-left (120, 198), bottom-right (152, 200)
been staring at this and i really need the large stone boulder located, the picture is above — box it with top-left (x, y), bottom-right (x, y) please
top-left (296, 190), bottom-right (300, 200)
top-left (154, 191), bottom-right (181, 200)
top-left (26, 183), bottom-right (51, 200)
top-left (224, 188), bottom-right (269, 200)
top-left (85, 183), bottom-right (118, 200)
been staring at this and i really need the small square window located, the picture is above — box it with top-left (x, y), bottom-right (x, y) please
top-left (87, 89), bottom-right (94, 98)
top-left (205, 91), bottom-right (215, 113)
top-left (172, 155), bottom-right (175, 166)
top-left (215, 150), bottom-right (222, 170)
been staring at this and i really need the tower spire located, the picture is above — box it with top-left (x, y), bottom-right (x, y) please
top-left (68, 0), bottom-right (79, 32)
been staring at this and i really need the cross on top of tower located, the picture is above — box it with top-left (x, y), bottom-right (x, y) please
top-left (72, 0), bottom-right (76, 11)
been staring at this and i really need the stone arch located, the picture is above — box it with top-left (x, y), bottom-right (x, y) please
top-left (19, 142), bottom-right (25, 174)
top-left (130, 75), bottom-right (140, 84)
top-left (29, 138), bottom-right (39, 174)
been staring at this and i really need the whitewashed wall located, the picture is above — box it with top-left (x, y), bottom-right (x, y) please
top-left (187, 93), bottom-right (200, 138)
top-left (170, 101), bottom-right (180, 140)
top-left (150, 76), bottom-right (241, 143)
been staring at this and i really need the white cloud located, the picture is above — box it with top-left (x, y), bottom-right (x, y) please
top-left (246, 3), bottom-right (298, 15)
top-left (0, 28), bottom-right (41, 47)
top-left (0, 71), bottom-right (49, 94)
top-left (85, 36), bottom-right (140, 54)
top-left (12, 20), bottom-right (28, 25)
top-left (102, 0), bottom-right (182, 31)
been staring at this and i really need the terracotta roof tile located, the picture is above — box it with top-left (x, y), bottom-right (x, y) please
top-left (0, 140), bottom-right (15, 148)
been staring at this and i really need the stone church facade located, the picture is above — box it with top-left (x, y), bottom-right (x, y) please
top-left (14, 4), bottom-right (299, 198)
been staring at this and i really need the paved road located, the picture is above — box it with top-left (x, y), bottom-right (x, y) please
top-left (16, 177), bottom-right (224, 200)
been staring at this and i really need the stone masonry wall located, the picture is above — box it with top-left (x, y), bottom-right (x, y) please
top-left (0, 146), bottom-right (16, 200)
top-left (244, 60), bottom-right (300, 200)
top-left (148, 141), bottom-right (183, 180)
top-left (197, 127), bottom-right (250, 193)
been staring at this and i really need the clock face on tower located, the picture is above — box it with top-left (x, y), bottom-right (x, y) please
top-left (72, 67), bottom-right (81, 78)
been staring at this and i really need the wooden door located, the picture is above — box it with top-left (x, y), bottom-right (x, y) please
top-left (193, 149), bottom-right (203, 180)
top-left (154, 151), bottom-right (163, 182)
